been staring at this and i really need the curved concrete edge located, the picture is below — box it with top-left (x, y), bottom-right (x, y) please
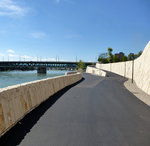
top-left (124, 79), bottom-right (150, 106)
top-left (0, 73), bottom-right (82, 137)
top-left (86, 66), bottom-right (106, 77)
top-left (65, 71), bottom-right (78, 75)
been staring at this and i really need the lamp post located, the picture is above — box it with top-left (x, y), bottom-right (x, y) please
top-left (131, 54), bottom-right (135, 83)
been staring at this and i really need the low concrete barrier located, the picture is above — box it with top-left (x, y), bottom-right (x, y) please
top-left (96, 61), bottom-right (133, 78)
top-left (65, 71), bottom-right (78, 75)
top-left (0, 73), bottom-right (82, 136)
top-left (96, 41), bottom-right (150, 95)
top-left (86, 66), bottom-right (106, 77)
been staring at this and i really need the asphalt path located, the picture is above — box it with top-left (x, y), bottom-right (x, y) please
top-left (1, 73), bottom-right (150, 146)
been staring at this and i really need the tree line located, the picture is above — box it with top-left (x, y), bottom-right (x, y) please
top-left (98, 48), bottom-right (142, 64)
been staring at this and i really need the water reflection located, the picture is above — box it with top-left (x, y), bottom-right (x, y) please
top-left (0, 70), bottom-right (67, 88)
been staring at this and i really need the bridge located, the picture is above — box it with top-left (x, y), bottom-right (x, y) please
top-left (0, 61), bottom-right (95, 73)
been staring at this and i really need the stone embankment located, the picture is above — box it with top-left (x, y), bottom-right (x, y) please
top-left (0, 73), bottom-right (82, 136)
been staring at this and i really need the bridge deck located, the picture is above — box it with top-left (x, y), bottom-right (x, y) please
top-left (1, 73), bottom-right (150, 146)
top-left (0, 61), bottom-right (95, 67)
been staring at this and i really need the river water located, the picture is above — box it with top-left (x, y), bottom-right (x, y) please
top-left (0, 70), bottom-right (67, 88)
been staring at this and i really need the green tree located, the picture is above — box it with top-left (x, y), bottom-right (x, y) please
top-left (107, 48), bottom-right (113, 63)
top-left (128, 53), bottom-right (135, 60)
top-left (77, 60), bottom-right (85, 71)
top-left (128, 51), bottom-right (142, 60)
top-left (134, 51), bottom-right (142, 59)
top-left (98, 53), bottom-right (108, 59)
top-left (98, 57), bottom-right (109, 63)
top-left (113, 55), bottom-right (120, 62)
top-left (138, 51), bottom-right (142, 56)
top-left (98, 53), bottom-right (108, 63)
top-left (122, 56), bottom-right (128, 61)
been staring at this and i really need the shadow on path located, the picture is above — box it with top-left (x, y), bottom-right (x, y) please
top-left (0, 78), bottom-right (84, 146)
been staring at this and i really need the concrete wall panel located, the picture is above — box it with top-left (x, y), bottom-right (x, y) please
top-left (86, 66), bottom-right (106, 77)
top-left (0, 73), bottom-right (82, 136)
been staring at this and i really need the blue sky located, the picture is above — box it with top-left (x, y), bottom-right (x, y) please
top-left (0, 0), bottom-right (150, 62)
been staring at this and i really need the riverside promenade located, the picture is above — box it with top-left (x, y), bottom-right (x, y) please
top-left (1, 73), bottom-right (150, 146)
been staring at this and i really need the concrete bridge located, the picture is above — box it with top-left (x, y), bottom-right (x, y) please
top-left (0, 61), bottom-right (95, 73)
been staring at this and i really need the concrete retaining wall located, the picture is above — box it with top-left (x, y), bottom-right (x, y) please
top-left (86, 66), bottom-right (106, 77)
top-left (96, 41), bottom-right (150, 95)
top-left (0, 73), bottom-right (82, 136)
top-left (96, 61), bottom-right (133, 78)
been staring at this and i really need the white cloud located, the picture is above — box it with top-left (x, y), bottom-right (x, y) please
top-left (8, 53), bottom-right (18, 60)
top-left (8, 53), bottom-right (16, 57)
top-left (7, 49), bottom-right (15, 53)
top-left (19, 56), bottom-right (57, 61)
top-left (21, 55), bottom-right (33, 59)
top-left (44, 58), bottom-right (55, 61)
top-left (0, 0), bottom-right (28, 17)
top-left (30, 32), bottom-right (46, 39)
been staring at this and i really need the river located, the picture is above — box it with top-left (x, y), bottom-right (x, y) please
top-left (0, 70), bottom-right (68, 88)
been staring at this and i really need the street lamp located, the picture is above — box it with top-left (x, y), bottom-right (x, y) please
top-left (131, 53), bottom-right (135, 83)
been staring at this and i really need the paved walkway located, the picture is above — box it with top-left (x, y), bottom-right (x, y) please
top-left (124, 79), bottom-right (150, 106)
top-left (1, 73), bottom-right (150, 146)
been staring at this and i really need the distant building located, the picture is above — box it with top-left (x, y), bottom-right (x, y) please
top-left (114, 52), bottom-right (124, 60)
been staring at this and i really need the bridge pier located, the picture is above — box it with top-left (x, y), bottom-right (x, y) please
top-left (37, 67), bottom-right (47, 74)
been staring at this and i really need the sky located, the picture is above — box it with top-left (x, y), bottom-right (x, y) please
top-left (0, 0), bottom-right (150, 62)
